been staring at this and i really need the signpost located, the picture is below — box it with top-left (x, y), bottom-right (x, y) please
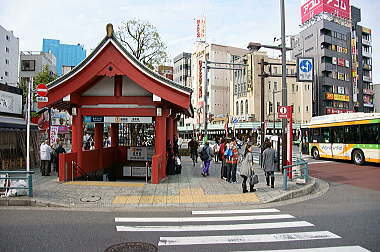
top-left (297, 57), bottom-right (314, 82)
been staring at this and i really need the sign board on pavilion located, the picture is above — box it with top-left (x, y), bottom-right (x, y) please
top-left (278, 106), bottom-right (292, 119)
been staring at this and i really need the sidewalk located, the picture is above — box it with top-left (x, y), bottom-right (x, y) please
top-left (0, 156), bottom-right (320, 209)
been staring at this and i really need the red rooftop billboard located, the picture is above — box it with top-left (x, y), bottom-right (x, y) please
top-left (301, 0), bottom-right (350, 24)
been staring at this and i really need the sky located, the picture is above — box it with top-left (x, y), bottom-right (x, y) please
top-left (0, 0), bottom-right (378, 83)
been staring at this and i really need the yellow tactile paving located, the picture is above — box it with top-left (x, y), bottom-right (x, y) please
top-left (112, 186), bottom-right (261, 205)
top-left (65, 181), bottom-right (145, 187)
top-left (112, 196), bottom-right (127, 204)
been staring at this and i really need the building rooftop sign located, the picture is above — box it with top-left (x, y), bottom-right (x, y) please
top-left (301, 0), bottom-right (351, 24)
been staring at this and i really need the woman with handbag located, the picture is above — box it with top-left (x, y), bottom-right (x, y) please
top-left (239, 144), bottom-right (257, 193)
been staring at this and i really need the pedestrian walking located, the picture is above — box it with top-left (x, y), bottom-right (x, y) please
top-left (177, 136), bottom-right (183, 149)
top-left (262, 141), bottom-right (277, 188)
top-left (213, 140), bottom-right (220, 163)
top-left (54, 141), bottom-right (66, 177)
top-left (225, 138), bottom-right (239, 183)
top-left (40, 140), bottom-right (53, 176)
top-left (200, 142), bottom-right (213, 176)
top-left (188, 137), bottom-right (199, 165)
top-left (239, 144), bottom-right (256, 193)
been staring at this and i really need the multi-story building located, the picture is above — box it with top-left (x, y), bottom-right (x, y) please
top-left (293, 3), bottom-right (374, 115)
top-left (157, 65), bottom-right (173, 80)
top-left (292, 19), bottom-right (352, 116)
top-left (42, 39), bottom-right (86, 76)
top-left (191, 43), bottom-right (248, 127)
top-left (173, 52), bottom-right (191, 87)
top-left (351, 6), bottom-right (374, 112)
top-left (373, 84), bottom-right (380, 113)
top-left (0, 25), bottom-right (19, 86)
top-left (232, 52), bottom-right (312, 127)
top-left (19, 51), bottom-right (56, 84)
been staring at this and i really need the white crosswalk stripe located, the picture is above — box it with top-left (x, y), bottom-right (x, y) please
top-left (114, 208), bottom-right (369, 251)
top-left (234, 246), bottom-right (371, 252)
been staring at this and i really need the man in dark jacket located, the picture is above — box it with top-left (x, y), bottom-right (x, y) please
top-left (262, 141), bottom-right (276, 188)
top-left (54, 141), bottom-right (66, 177)
top-left (188, 137), bottom-right (199, 165)
top-left (201, 142), bottom-right (213, 177)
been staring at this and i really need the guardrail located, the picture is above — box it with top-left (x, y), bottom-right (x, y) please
top-left (283, 159), bottom-right (309, 190)
top-left (0, 171), bottom-right (35, 197)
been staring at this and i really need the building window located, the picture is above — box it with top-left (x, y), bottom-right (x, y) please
top-left (268, 81), bottom-right (271, 90)
top-left (306, 106), bottom-right (309, 112)
top-left (274, 81), bottom-right (278, 91)
top-left (5, 59), bottom-right (9, 64)
top-left (240, 101), bottom-right (244, 115)
top-left (273, 67), bottom-right (277, 74)
top-left (6, 35), bottom-right (10, 41)
top-left (21, 60), bottom-right (36, 71)
top-left (245, 100), bottom-right (248, 114)
top-left (296, 85), bottom-right (299, 92)
top-left (298, 106), bottom-right (301, 113)
top-left (236, 101), bottom-right (239, 115)
top-left (269, 102), bottom-right (273, 114)
top-left (5, 71), bottom-right (8, 77)
top-left (5, 47), bottom-right (9, 53)
top-left (292, 84), bottom-right (295, 92)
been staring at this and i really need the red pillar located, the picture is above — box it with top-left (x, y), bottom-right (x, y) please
top-left (114, 75), bottom-right (122, 97)
top-left (173, 119), bottom-right (178, 140)
top-left (94, 123), bottom-right (103, 149)
top-left (153, 116), bottom-right (166, 184)
top-left (110, 123), bottom-right (118, 147)
top-left (71, 108), bottom-right (83, 174)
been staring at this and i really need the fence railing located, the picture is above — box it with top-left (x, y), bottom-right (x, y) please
top-left (71, 161), bottom-right (89, 181)
top-left (0, 171), bottom-right (35, 197)
top-left (282, 159), bottom-right (309, 190)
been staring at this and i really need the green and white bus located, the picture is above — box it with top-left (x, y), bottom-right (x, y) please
top-left (301, 113), bottom-right (380, 165)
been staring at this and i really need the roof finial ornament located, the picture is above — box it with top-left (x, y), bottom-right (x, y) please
top-left (106, 23), bottom-right (114, 38)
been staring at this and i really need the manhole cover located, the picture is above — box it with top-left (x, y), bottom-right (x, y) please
top-left (105, 242), bottom-right (158, 252)
top-left (80, 195), bottom-right (101, 202)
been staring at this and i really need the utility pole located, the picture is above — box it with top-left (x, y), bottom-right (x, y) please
top-left (203, 60), bottom-right (208, 143)
top-left (280, 0), bottom-right (288, 168)
top-left (260, 58), bottom-right (266, 155)
top-left (26, 78), bottom-right (32, 172)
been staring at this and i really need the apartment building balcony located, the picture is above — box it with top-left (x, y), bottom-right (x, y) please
top-left (363, 64), bottom-right (372, 71)
top-left (363, 76), bottom-right (372, 83)
top-left (362, 50), bottom-right (372, 58)
top-left (320, 62), bottom-right (334, 72)
top-left (362, 38), bottom-right (371, 46)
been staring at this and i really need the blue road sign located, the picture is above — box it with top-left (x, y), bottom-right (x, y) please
top-left (297, 57), bottom-right (314, 82)
top-left (300, 59), bottom-right (312, 72)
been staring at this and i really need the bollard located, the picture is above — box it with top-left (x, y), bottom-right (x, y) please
top-left (28, 174), bottom-right (33, 197)
top-left (283, 168), bottom-right (288, 190)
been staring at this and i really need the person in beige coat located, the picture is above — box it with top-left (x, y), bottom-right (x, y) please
top-left (239, 144), bottom-right (256, 193)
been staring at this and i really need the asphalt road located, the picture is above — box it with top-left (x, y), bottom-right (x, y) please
top-left (1, 159), bottom-right (379, 252)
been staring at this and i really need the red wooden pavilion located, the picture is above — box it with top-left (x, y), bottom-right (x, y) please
top-left (38, 24), bottom-right (193, 184)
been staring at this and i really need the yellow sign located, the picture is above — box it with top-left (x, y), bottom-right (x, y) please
top-left (334, 94), bottom-right (349, 102)
top-left (362, 27), bottom-right (371, 34)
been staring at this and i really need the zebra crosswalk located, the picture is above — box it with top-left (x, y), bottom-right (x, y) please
top-left (114, 208), bottom-right (370, 251)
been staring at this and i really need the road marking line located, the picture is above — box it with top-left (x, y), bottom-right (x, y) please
top-left (192, 209), bottom-right (280, 215)
top-left (158, 231), bottom-right (341, 246)
top-left (115, 214), bottom-right (295, 223)
top-left (65, 181), bottom-right (144, 187)
top-left (116, 221), bottom-right (314, 232)
top-left (234, 246), bottom-right (370, 252)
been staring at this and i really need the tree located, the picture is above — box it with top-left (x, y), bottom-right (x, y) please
top-left (19, 65), bottom-right (58, 103)
top-left (116, 19), bottom-right (168, 69)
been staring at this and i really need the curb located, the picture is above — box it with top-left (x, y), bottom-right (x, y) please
top-left (265, 177), bottom-right (317, 203)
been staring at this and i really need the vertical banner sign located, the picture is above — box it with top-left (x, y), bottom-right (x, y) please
top-left (198, 60), bottom-right (203, 98)
top-left (297, 57), bottom-right (314, 82)
top-left (351, 33), bottom-right (359, 103)
top-left (196, 18), bottom-right (206, 42)
top-left (50, 126), bottom-right (59, 144)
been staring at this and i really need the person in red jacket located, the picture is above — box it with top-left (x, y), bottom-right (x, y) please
top-left (225, 138), bottom-right (239, 183)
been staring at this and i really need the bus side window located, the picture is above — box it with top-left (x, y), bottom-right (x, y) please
top-left (321, 128), bottom-right (330, 143)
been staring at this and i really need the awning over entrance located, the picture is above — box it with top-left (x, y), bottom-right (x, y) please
top-left (38, 24), bottom-right (193, 184)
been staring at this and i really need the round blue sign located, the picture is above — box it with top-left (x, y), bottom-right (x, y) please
top-left (300, 59), bottom-right (312, 73)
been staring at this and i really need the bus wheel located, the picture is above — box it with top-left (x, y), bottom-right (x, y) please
top-left (352, 150), bottom-right (365, 165)
top-left (312, 147), bottom-right (320, 160)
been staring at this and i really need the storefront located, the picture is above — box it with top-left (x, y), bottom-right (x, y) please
top-left (38, 24), bottom-right (193, 184)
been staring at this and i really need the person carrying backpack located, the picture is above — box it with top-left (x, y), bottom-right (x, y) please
top-left (225, 138), bottom-right (239, 183)
top-left (200, 142), bottom-right (213, 177)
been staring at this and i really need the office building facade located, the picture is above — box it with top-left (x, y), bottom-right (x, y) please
top-left (173, 52), bottom-right (191, 87)
top-left (19, 51), bottom-right (56, 84)
top-left (157, 65), bottom-right (173, 80)
top-left (0, 25), bottom-right (19, 86)
top-left (42, 39), bottom-right (86, 76)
